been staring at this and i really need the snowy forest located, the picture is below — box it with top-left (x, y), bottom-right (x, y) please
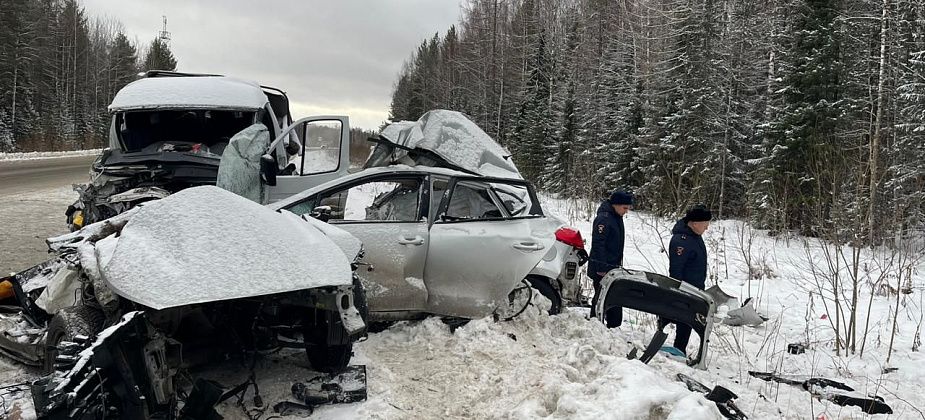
top-left (388, 0), bottom-right (925, 241)
top-left (0, 0), bottom-right (177, 153)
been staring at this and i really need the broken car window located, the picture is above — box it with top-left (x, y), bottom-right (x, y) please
top-left (442, 182), bottom-right (503, 221)
top-left (489, 182), bottom-right (540, 218)
top-left (318, 178), bottom-right (422, 222)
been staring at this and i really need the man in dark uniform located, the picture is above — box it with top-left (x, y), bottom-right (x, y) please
top-left (667, 204), bottom-right (712, 354)
top-left (589, 190), bottom-right (633, 327)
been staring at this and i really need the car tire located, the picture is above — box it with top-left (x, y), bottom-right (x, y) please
top-left (44, 305), bottom-right (104, 374)
top-left (526, 276), bottom-right (562, 315)
top-left (306, 342), bottom-right (353, 373)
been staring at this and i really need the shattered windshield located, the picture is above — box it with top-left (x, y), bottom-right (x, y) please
top-left (116, 109), bottom-right (257, 155)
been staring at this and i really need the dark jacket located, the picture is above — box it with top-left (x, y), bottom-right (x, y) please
top-left (588, 201), bottom-right (625, 280)
top-left (668, 219), bottom-right (707, 289)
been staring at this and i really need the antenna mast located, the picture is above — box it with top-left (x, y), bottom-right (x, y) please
top-left (158, 15), bottom-right (171, 45)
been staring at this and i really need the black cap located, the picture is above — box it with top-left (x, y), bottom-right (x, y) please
top-left (685, 204), bottom-right (712, 222)
top-left (609, 190), bottom-right (634, 205)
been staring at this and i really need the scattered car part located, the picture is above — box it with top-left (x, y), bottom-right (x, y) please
top-left (787, 343), bottom-right (807, 354)
top-left (596, 268), bottom-right (715, 369)
top-left (704, 285), bottom-right (768, 326)
top-left (749, 371), bottom-right (893, 415)
top-left (677, 373), bottom-right (747, 420)
top-left (290, 365), bottom-right (368, 405)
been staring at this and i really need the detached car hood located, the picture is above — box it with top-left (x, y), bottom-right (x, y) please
top-left (96, 186), bottom-right (354, 310)
top-left (366, 110), bottom-right (521, 179)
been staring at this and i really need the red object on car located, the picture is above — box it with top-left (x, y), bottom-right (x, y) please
top-left (555, 227), bottom-right (585, 250)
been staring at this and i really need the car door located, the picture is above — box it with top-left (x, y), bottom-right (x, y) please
top-left (284, 173), bottom-right (430, 314)
top-left (423, 177), bottom-right (557, 318)
top-left (267, 116), bottom-right (351, 203)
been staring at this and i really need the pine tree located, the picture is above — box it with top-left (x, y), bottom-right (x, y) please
top-left (142, 38), bottom-right (177, 71)
top-left (890, 0), bottom-right (925, 228)
top-left (753, 0), bottom-right (846, 232)
top-left (579, 18), bottom-right (641, 202)
top-left (509, 32), bottom-right (554, 185)
top-left (111, 32), bottom-right (138, 90)
top-left (636, 0), bottom-right (725, 214)
top-left (543, 20), bottom-right (580, 194)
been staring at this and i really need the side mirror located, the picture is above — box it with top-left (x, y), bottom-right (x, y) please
top-left (311, 205), bottom-right (332, 222)
top-left (260, 154), bottom-right (277, 186)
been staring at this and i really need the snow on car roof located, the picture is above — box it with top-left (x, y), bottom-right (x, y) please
top-left (379, 110), bottom-right (521, 179)
top-left (108, 76), bottom-right (268, 112)
top-left (100, 185), bottom-right (352, 310)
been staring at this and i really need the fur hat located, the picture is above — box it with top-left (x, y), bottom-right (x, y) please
top-left (684, 205), bottom-right (713, 222)
top-left (609, 190), bottom-right (634, 205)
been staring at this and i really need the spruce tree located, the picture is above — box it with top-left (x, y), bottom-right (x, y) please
top-left (754, 0), bottom-right (845, 232)
top-left (142, 38), bottom-right (177, 71)
top-left (509, 32), bottom-right (554, 185)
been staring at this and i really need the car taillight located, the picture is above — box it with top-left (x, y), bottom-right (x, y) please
top-left (555, 227), bottom-right (585, 249)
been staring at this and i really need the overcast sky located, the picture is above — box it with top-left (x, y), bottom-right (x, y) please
top-left (81, 0), bottom-right (462, 130)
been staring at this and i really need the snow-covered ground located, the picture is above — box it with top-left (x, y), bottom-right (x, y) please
top-left (218, 196), bottom-right (925, 419)
top-left (0, 149), bottom-right (101, 161)
top-left (2, 191), bottom-right (923, 419)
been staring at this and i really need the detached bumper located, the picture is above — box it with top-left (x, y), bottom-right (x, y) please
top-left (596, 269), bottom-right (715, 369)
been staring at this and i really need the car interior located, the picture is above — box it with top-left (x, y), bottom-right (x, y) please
top-left (117, 109), bottom-right (256, 155)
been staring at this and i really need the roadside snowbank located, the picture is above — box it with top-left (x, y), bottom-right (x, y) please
top-left (0, 149), bottom-right (101, 161)
top-left (213, 303), bottom-right (722, 420)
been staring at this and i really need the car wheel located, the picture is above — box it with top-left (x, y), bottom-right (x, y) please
top-left (306, 342), bottom-right (353, 373)
top-left (44, 305), bottom-right (104, 374)
top-left (525, 276), bottom-right (562, 315)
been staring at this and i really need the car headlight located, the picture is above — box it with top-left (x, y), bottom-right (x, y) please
top-left (72, 210), bottom-right (84, 228)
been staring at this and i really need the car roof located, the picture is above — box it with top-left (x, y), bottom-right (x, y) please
top-left (269, 165), bottom-right (523, 211)
top-left (109, 76), bottom-right (269, 112)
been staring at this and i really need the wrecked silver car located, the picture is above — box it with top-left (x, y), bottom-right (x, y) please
top-left (272, 110), bottom-right (588, 322)
top-left (1, 186), bottom-right (366, 418)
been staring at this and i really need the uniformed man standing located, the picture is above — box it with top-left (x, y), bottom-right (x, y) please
top-left (667, 204), bottom-right (712, 354)
top-left (589, 190), bottom-right (633, 327)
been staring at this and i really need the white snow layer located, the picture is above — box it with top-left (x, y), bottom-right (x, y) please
top-left (101, 186), bottom-right (352, 309)
top-left (380, 110), bottom-right (521, 179)
top-left (108, 76), bottom-right (268, 112)
top-left (0, 149), bottom-right (101, 161)
top-left (5, 190), bottom-right (925, 420)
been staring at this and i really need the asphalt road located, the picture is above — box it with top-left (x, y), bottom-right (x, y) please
top-left (0, 154), bottom-right (98, 273)
top-left (0, 154), bottom-right (97, 196)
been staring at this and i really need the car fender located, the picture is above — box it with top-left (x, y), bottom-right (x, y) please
top-left (528, 241), bottom-right (569, 281)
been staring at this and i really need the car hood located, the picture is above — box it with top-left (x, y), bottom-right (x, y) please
top-left (95, 186), bottom-right (354, 310)
top-left (366, 110), bottom-right (521, 179)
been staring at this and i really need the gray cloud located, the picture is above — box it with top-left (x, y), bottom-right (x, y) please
top-left (82, 0), bottom-right (461, 129)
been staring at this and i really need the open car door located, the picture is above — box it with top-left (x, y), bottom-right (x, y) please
top-left (267, 115), bottom-right (351, 203)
